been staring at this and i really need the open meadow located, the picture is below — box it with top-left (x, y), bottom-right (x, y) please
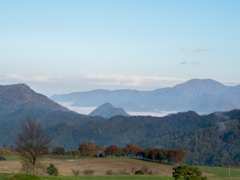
top-left (0, 156), bottom-right (240, 180)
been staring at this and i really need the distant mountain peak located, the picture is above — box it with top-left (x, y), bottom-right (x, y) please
top-left (89, 103), bottom-right (129, 118)
top-left (101, 102), bottom-right (115, 108)
top-left (173, 78), bottom-right (230, 96)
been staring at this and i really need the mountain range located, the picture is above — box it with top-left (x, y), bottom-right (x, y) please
top-left (0, 82), bottom-right (240, 166)
top-left (50, 79), bottom-right (240, 114)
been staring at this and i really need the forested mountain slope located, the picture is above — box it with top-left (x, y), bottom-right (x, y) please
top-left (137, 116), bottom-right (240, 166)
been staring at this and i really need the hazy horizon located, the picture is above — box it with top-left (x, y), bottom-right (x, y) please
top-left (1, 1), bottom-right (240, 96)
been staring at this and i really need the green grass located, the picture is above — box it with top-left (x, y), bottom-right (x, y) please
top-left (42, 175), bottom-right (174, 180)
top-left (2, 155), bottom-right (77, 161)
top-left (0, 174), bottom-right (174, 180)
top-left (197, 166), bottom-right (240, 178)
top-left (209, 178), bottom-right (240, 180)
top-left (7, 174), bottom-right (41, 180)
top-left (2, 155), bottom-right (21, 161)
top-left (0, 174), bottom-right (10, 179)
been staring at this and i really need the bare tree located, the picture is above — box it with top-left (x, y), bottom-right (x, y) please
top-left (15, 117), bottom-right (53, 175)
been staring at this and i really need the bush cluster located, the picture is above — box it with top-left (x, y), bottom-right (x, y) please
top-left (0, 156), bottom-right (6, 161)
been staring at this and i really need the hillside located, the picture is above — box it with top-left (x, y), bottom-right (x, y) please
top-left (50, 79), bottom-right (240, 114)
top-left (0, 84), bottom-right (69, 114)
top-left (138, 115), bottom-right (240, 166)
top-left (0, 104), bottom-right (240, 166)
top-left (0, 106), bottom-right (106, 149)
top-left (89, 102), bottom-right (130, 118)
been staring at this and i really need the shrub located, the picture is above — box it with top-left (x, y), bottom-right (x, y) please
top-left (106, 170), bottom-right (114, 175)
top-left (118, 168), bottom-right (127, 175)
top-left (71, 169), bottom-right (80, 175)
top-left (47, 163), bottom-right (58, 176)
top-left (20, 161), bottom-right (46, 175)
top-left (172, 165), bottom-right (208, 180)
top-left (83, 169), bottom-right (95, 175)
top-left (149, 170), bottom-right (153, 175)
top-left (135, 170), bottom-right (143, 175)
top-left (141, 165), bottom-right (149, 174)
top-left (0, 156), bottom-right (6, 161)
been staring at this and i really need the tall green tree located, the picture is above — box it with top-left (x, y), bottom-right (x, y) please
top-left (172, 165), bottom-right (207, 180)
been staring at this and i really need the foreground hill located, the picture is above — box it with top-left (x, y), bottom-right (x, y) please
top-left (50, 79), bottom-right (240, 114)
top-left (0, 84), bottom-right (69, 114)
top-left (89, 102), bottom-right (130, 118)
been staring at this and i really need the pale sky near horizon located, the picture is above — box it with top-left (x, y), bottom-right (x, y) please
top-left (1, 0), bottom-right (240, 96)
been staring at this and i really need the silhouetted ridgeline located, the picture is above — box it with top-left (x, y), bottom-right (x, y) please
top-left (50, 79), bottom-right (240, 114)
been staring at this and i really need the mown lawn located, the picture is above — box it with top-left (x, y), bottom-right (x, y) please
top-left (1, 174), bottom-right (174, 180)
top-left (42, 175), bottom-right (174, 180)
top-left (197, 166), bottom-right (240, 178)
top-left (2, 155), bottom-right (77, 161)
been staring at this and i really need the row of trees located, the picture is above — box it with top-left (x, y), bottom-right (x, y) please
top-left (51, 143), bottom-right (186, 165)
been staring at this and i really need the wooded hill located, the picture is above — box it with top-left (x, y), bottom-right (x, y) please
top-left (137, 113), bottom-right (240, 166)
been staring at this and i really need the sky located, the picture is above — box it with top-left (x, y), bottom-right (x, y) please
top-left (0, 0), bottom-right (240, 96)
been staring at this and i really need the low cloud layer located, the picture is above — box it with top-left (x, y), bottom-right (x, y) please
top-left (1, 74), bottom-right (240, 96)
top-left (0, 74), bottom-right (51, 82)
top-left (84, 74), bottom-right (186, 87)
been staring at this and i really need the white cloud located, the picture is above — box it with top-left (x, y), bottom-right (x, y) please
top-left (0, 74), bottom-right (51, 82)
top-left (219, 80), bottom-right (240, 86)
top-left (196, 47), bottom-right (208, 51)
top-left (84, 74), bottom-right (187, 87)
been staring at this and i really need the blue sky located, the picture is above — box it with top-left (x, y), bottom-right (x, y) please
top-left (0, 0), bottom-right (240, 95)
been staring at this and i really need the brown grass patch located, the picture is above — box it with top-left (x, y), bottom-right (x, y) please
top-left (0, 158), bottom-right (215, 177)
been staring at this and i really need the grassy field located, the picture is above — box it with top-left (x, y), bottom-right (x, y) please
top-left (198, 166), bottom-right (240, 178)
top-left (1, 174), bottom-right (174, 180)
top-left (2, 155), bottom-right (77, 161)
top-left (1, 156), bottom-right (240, 180)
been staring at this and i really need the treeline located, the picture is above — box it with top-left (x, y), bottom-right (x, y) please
top-left (51, 143), bottom-right (186, 165)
